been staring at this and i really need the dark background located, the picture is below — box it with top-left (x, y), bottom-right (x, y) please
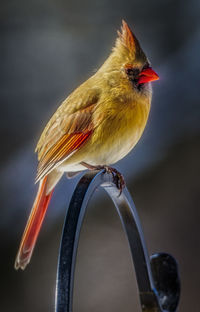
top-left (1, 0), bottom-right (200, 311)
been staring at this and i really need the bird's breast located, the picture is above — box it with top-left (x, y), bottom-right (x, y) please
top-left (83, 98), bottom-right (151, 165)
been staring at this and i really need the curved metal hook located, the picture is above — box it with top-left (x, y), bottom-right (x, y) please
top-left (55, 170), bottom-right (180, 312)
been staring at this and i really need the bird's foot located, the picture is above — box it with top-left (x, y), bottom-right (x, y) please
top-left (103, 166), bottom-right (125, 196)
top-left (81, 162), bottom-right (125, 196)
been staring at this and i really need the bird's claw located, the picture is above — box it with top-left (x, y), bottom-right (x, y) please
top-left (102, 166), bottom-right (125, 196)
top-left (81, 162), bottom-right (125, 196)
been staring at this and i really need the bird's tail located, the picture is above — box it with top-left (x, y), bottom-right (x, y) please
top-left (14, 176), bottom-right (53, 270)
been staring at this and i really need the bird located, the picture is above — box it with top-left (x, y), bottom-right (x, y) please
top-left (14, 20), bottom-right (159, 270)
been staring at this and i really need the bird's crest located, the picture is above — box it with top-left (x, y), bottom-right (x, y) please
top-left (115, 20), bottom-right (141, 55)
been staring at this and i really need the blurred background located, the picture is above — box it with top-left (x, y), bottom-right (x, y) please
top-left (1, 0), bottom-right (200, 311)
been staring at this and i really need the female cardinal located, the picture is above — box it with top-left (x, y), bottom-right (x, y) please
top-left (15, 20), bottom-right (159, 270)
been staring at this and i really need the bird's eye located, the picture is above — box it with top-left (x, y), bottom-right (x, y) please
top-left (125, 65), bottom-right (145, 91)
top-left (125, 66), bottom-right (139, 80)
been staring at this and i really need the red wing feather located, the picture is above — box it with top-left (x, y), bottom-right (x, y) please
top-left (35, 131), bottom-right (92, 182)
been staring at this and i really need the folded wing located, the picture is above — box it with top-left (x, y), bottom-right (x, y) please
top-left (35, 88), bottom-right (101, 182)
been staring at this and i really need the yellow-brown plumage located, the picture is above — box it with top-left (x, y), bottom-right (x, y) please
top-left (15, 20), bottom-right (159, 270)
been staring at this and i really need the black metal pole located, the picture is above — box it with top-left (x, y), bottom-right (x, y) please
top-left (55, 170), bottom-right (180, 312)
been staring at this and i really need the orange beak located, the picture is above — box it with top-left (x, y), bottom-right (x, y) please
top-left (138, 67), bottom-right (159, 84)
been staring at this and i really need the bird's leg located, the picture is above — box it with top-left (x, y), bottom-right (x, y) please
top-left (81, 162), bottom-right (125, 196)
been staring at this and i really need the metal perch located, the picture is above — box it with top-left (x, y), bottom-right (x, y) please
top-left (55, 170), bottom-right (180, 312)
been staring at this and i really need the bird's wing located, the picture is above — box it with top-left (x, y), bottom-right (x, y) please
top-left (35, 88), bottom-right (100, 182)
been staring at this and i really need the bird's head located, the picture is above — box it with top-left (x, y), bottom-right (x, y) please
top-left (99, 20), bottom-right (159, 94)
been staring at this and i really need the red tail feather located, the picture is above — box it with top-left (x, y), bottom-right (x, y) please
top-left (15, 176), bottom-right (53, 270)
